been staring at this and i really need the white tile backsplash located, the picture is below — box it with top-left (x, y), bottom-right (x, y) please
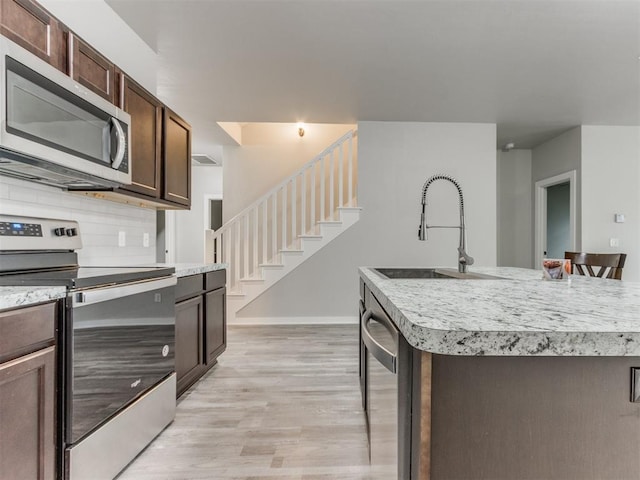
top-left (0, 177), bottom-right (156, 266)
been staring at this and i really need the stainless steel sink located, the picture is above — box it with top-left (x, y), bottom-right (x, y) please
top-left (373, 268), bottom-right (498, 280)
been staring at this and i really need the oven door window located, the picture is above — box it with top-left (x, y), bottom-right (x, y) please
top-left (68, 282), bottom-right (175, 444)
top-left (5, 57), bottom-right (115, 166)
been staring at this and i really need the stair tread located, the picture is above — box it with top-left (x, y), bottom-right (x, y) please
top-left (240, 277), bottom-right (265, 283)
top-left (259, 263), bottom-right (285, 268)
top-left (298, 234), bottom-right (323, 239)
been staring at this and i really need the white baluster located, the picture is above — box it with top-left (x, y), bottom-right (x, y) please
top-left (215, 230), bottom-right (221, 264)
top-left (226, 230), bottom-right (232, 289)
top-left (262, 200), bottom-right (267, 266)
top-left (329, 150), bottom-right (335, 219)
top-left (338, 141), bottom-right (344, 208)
top-left (272, 194), bottom-right (277, 261)
top-left (234, 221), bottom-right (240, 287)
top-left (244, 214), bottom-right (249, 279)
top-left (282, 184), bottom-right (287, 250)
top-left (311, 163), bottom-right (316, 228)
top-left (291, 177), bottom-right (297, 244)
top-left (253, 206), bottom-right (259, 275)
top-left (348, 134), bottom-right (353, 205)
top-left (301, 168), bottom-right (307, 235)
top-left (320, 156), bottom-right (325, 221)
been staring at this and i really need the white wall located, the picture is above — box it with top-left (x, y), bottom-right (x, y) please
top-left (39, 0), bottom-right (157, 94)
top-left (581, 126), bottom-right (640, 281)
top-left (222, 123), bottom-right (354, 220)
top-left (0, 177), bottom-right (155, 265)
top-left (497, 149), bottom-right (533, 268)
top-left (239, 121), bottom-right (497, 319)
top-left (174, 166), bottom-right (223, 263)
top-left (532, 127), bottom-right (582, 255)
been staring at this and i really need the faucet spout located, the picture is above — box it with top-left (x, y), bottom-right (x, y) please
top-left (418, 174), bottom-right (474, 273)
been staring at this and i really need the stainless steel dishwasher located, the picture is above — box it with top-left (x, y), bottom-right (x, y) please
top-left (361, 291), bottom-right (412, 480)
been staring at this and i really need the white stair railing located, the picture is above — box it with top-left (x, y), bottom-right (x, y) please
top-left (205, 130), bottom-right (358, 293)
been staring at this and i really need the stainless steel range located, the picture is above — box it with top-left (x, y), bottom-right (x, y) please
top-left (0, 214), bottom-right (177, 480)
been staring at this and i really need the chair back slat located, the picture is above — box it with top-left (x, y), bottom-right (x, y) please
top-left (564, 252), bottom-right (627, 280)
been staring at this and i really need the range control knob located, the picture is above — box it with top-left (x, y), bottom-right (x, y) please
top-left (66, 228), bottom-right (77, 237)
top-left (54, 227), bottom-right (66, 237)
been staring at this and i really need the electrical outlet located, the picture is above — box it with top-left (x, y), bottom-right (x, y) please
top-left (610, 237), bottom-right (620, 248)
top-left (143, 232), bottom-right (150, 248)
top-left (118, 231), bottom-right (126, 247)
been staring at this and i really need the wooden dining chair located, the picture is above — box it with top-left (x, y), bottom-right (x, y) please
top-left (564, 252), bottom-right (627, 280)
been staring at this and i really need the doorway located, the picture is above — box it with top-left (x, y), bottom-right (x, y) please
top-left (534, 171), bottom-right (577, 267)
top-left (204, 194), bottom-right (223, 262)
top-left (209, 199), bottom-right (223, 230)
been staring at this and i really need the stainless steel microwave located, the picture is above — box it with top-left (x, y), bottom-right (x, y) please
top-left (0, 36), bottom-right (131, 189)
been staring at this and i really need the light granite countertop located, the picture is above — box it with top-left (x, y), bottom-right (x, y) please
top-left (146, 263), bottom-right (227, 278)
top-left (0, 286), bottom-right (66, 311)
top-left (359, 266), bottom-right (640, 356)
top-left (0, 264), bottom-right (226, 310)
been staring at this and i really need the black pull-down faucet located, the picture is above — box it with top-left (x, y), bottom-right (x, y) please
top-left (418, 174), bottom-right (474, 273)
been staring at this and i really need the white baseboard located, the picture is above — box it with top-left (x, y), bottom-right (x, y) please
top-left (229, 316), bottom-right (358, 325)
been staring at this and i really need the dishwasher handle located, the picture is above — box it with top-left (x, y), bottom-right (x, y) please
top-left (361, 308), bottom-right (398, 374)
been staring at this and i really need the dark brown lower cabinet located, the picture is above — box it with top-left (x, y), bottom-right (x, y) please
top-left (175, 295), bottom-right (204, 396)
top-left (0, 302), bottom-right (57, 480)
top-left (175, 270), bottom-right (226, 397)
top-left (205, 287), bottom-right (226, 365)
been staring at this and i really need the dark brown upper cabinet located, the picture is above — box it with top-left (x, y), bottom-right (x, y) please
top-left (118, 75), bottom-right (163, 198)
top-left (0, 0), bottom-right (193, 210)
top-left (0, 0), bottom-right (65, 71)
top-left (163, 108), bottom-right (192, 208)
top-left (67, 31), bottom-right (115, 104)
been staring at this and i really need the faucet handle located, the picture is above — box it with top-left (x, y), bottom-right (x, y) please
top-left (458, 247), bottom-right (474, 266)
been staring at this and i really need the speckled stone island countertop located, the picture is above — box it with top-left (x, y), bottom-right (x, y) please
top-left (0, 286), bottom-right (66, 311)
top-left (148, 263), bottom-right (227, 278)
top-left (359, 266), bottom-right (640, 356)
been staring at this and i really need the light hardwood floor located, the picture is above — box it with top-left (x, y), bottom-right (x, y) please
top-left (117, 324), bottom-right (373, 480)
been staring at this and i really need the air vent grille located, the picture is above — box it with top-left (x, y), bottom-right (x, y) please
top-left (191, 154), bottom-right (220, 166)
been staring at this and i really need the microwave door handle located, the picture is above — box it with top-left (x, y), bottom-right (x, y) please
top-left (110, 117), bottom-right (126, 169)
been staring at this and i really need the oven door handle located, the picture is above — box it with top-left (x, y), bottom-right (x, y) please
top-left (72, 276), bottom-right (176, 307)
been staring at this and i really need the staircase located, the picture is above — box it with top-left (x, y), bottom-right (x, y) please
top-left (205, 130), bottom-right (360, 321)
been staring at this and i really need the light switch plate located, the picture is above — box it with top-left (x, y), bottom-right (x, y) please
top-left (143, 232), bottom-right (150, 248)
top-left (610, 238), bottom-right (620, 247)
top-left (118, 231), bottom-right (126, 247)
top-left (631, 368), bottom-right (640, 402)
top-left (615, 214), bottom-right (625, 223)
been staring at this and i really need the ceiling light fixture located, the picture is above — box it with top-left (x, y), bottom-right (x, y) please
top-left (501, 142), bottom-right (515, 152)
top-left (297, 123), bottom-right (305, 137)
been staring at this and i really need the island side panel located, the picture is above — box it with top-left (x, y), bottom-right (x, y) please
top-left (414, 350), bottom-right (432, 480)
top-left (428, 354), bottom-right (640, 480)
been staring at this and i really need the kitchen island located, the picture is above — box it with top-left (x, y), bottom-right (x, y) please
top-left (359, 266), bottom-right (640, 480)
